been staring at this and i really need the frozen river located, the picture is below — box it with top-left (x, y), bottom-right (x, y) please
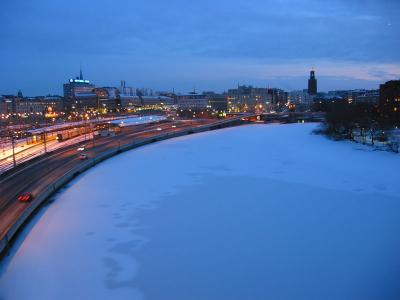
top-left (1, 124), bottom-right (400, 300)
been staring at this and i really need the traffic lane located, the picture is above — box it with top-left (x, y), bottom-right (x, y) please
top-left (0, 121), bottom-right (161, 185)
top-left (0, 153), bottom-right (85, 237)
top-left (0, 151), bottom-right (81, 225)
top-left (0, 120), bottom-right (168, 175)
top-left (0, 151), bottom-right (77, 211)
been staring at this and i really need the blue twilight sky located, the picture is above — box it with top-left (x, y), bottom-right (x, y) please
top-left (0, 0), bottom-right (399, 96)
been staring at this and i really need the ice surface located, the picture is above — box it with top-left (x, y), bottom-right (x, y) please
top-left (1, 124), bottom-right (399, 300)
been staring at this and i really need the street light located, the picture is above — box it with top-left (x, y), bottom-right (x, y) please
top-left (42, 129), bottom-right (47, 153)
top-left (11, 133), bottom-right (16, 168)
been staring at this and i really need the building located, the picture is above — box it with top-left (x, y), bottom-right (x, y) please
top-left (63, 68), bottom-right (95, 100)
top-left (288, 90), bottom-right (314, 106)
top-left (268, 88), bottom-right (288, 107)
top-left (0, 97), bottom-right (7, 114)
top-left (226, 85), bottom-right (287, 112)
top-left (1, 94), bottom-right (21, 114)
top-left (45, 96), bottom-right (65, 113)
top-left (227, 85), bottom-right (268, 111)
top-left (0, 94), bottom-right (64, 116)
top-left (120, 95), bottom-right (142, 109)
top-left (177, 93), bottom-right (208, 110)
top-left (120, 95), bottom-right (174, 110)
top-left (159, 92), bottom-right (177, 104)
top-left (308, 70), bottom-right (317, 95)
top-left (28, 96), bottom-right (64, 114)
top-left (325, 89), bottom-right (379, 105)
top-left (356, 90), bottom-right (379, 105)
top-left (379, 80), bottom-right (400, 117)
top-left (203, 92), bottom-right (228, 112)
top-left (72, 92), bottom-right (98, 111)
top-left (141, 96), bottom-right (174, 106)
top-left (95, 87), bottom-right (120, 112)
top-left (119, 80), bottom-right (135, 96)
top-left (17, 99), bottom-right (46, 114)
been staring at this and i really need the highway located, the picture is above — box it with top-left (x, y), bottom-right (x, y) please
top-left (0, 118), bottom-right (216, 251)
top-left (0, 115), bottom-right (167, 174)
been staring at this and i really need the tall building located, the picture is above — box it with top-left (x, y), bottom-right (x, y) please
top-left (379, 80), bottom-right (400, 116)
top-left (63, 67), bottom-right (95, 99)
top-left (308, 70), bottom-right (317, 95)
top-left (119, 80), bottom-right (135, 96)
top-left (0, 96), bottom-right (8, 114)
top-left (226, 85), bottom-right (287, 112)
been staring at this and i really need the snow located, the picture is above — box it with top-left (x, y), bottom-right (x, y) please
top-left (111, 115), bottom-right (166, 127)
top-left (1, 123), bottom-right (400, 300)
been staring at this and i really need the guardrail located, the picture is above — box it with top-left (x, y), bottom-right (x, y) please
top-left (0, 118), bottom-right (245, 257)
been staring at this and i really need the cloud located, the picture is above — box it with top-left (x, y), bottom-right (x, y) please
top-left (0, 0), bottom-right (399, 94)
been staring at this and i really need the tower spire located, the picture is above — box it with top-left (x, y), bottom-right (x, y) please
top-left (79, 64), bottom-right (83, 80)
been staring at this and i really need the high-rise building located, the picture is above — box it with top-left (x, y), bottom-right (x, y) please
top-left (119, 80), bottom-right (135, 96)
top-left (308, 70), bottom-right (317, 95)
top-left (63, 67), bottom-right (95, 99)
top-left (0, 97), bottom-right (5, 114)
top-left (226, 85), bottom-right (287, 112)
top-left (379, 80), bottom-right (400, 117)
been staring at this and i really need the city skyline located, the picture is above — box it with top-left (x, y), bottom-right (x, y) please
top-left (1, 0), bottom-right (400, 95)
top-left (1, 66), bottom-right (395, 98)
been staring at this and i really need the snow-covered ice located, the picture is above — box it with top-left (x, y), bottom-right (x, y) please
top-left (1, 123), bottom-right (400, 300)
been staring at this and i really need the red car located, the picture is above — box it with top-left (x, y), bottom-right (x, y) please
top-left (18, 193), bottom-right (33, 202)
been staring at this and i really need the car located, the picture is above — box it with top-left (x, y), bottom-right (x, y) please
top-left (156, 127), bottom-right (162, 131)
top-left (18, 192), bottom-right (33, 202)
top-left (79, 153), bottom-right (88, 160)
top-left (77, 146), bottom-right (85, 151)
top-left (171, 125), bottom-right (177, 128)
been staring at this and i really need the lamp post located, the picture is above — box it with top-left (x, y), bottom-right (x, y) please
top-left (43, 116), bottom-right (48, 153)
top-left (91, 121), bottom-right (95, 148)
top-left (11, 133), bottom-right (16, 168)
top-left (43, 129), bottom-right (47, 153)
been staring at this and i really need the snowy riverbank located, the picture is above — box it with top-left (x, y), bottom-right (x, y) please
top-left (1, 123), bottom-right (399, 300)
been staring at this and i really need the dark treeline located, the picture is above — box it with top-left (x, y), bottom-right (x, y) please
top-left (313, 101), bottom-right (399, 152)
